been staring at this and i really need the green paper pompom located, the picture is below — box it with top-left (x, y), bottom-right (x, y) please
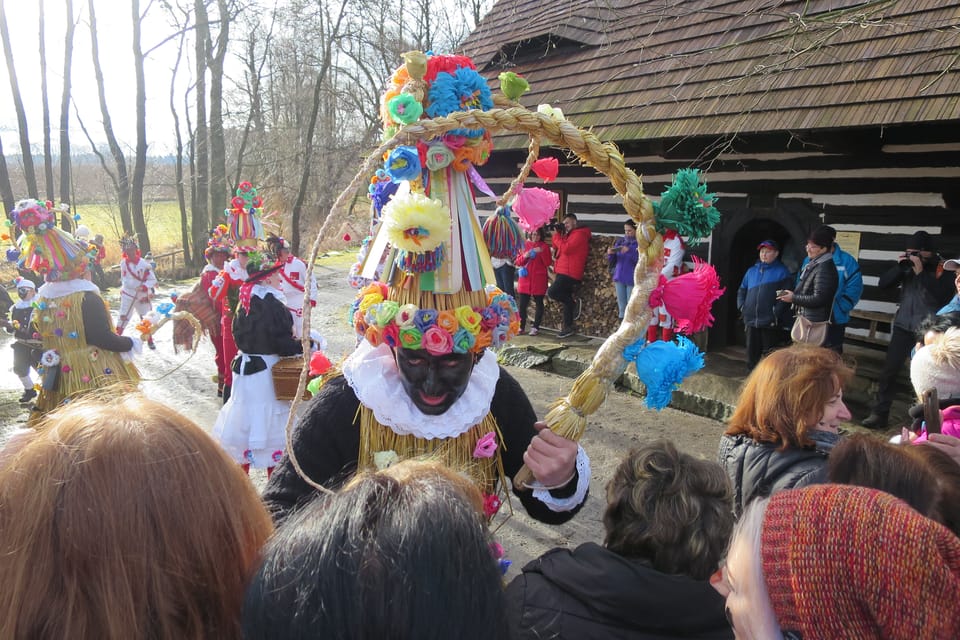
top-left (388, 93), bottom-right (424, 125)
top-left (498, 71), bottom-right (530, 101)
top-left (307, 376), bottom-right (322, 396)
top-left (654, 168), bottom-right (720, 246)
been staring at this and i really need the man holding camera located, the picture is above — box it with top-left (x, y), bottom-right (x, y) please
top-left (548, 214), bottom-right (591, 338)
top-left (862, 230), bottom-right (956, 429)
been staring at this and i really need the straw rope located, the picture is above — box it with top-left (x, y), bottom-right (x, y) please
top-left (285, 106), bottom-right (662, 493)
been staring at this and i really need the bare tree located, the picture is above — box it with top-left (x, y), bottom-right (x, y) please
top-left (0, 136), bottom-right (14, 216)
top-left (170, 28), bottom-right (192, 265)
top-left (58, 0), bottom-right (76, 221)
top-left (88, 0), bottom-right (133, 234)
top-left (207, 0), bottom-right (234, 223)
top-left (0, 0), bottom-right (38, 198)
top-left (193, 0), bottom-right (210, 257)
top-left (38, 0), bottom-right (56, 206)
top-left (130, 0), bottom-right (151, 253)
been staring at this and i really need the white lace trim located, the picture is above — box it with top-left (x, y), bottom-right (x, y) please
top-left (531, 446), bottom-right (591, 512)
top-left (342, 341), bottom-right (500, 439)
top-left (251, 283), bottom-right (287, 305)
top-left (36, 279), bottom-right (100, 299)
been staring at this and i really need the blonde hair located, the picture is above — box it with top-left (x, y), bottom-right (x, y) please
top-left (0, 394), bottom-right (273, 639)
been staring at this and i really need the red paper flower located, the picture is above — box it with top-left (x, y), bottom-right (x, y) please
top-left (531, 157), bottom-right (559, 182)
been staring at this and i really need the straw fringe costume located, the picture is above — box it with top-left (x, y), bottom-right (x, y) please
top-left (31, 280), bottom-right (139, 419)
top-left (116, 253), bottom-right (157, 332)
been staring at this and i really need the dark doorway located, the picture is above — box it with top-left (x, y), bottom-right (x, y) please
top-left (724, 219), bottom-right (794, 347)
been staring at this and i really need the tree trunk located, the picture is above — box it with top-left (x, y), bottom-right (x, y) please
top-left (170, 30), bottom-right (191, 265)
top-left (58, 0), bottom-right (75, 222)
top-left (38, 0), bottom-right (57, 208)
top-left (0, 0), bottom-right (38, 198)
top-left (193, 0), bottom-right (210, 259)
top-left (207, 0), bottom-right (230, 227)
top-left (0, 137), bottom-right (14, 216)
top-left (129, 0), bottom-right (151, 253)
top-left (88, 0), bottom-right (132, 235)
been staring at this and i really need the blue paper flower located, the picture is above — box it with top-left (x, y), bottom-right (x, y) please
top-left (426, 67), bottom-right (493, 138)
top-left (385, 146), bottom-right (422, 182)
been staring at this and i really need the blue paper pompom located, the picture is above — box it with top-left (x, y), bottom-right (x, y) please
top-left (625, 335), bottom-right (704, 410)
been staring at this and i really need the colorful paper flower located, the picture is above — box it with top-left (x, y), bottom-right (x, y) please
top-left (531, 157), bottom-right (559, 182)
top-left (387, 93), bottom-right (424, 125)
top-left (473, 432), bottom-right (498, 458)
top-left (383, 191), bottom-right (449, 252)
top-left (426, 67), bottom-right (493, 137)
top-left (272, 450), bottom-right (284, 464)
top-left (452, 328), bottom-right (476, 354)
top-left (425, 142), bottom-right (455, 171)
top-left (422, 326), bottom-right (454, 356)
top-left (514, 186), bottom-right (560, 232)
top-left (399, 327), bottom-right (423, 349)
top-left (483, 493), bottom-right (502, 518)
top-left (40, 350), bottom-right (60, 367)
top-left (454, 306), bottom-right (482, 335)
top-left (374, 449), bottom-right (400, 471)
top-left (385, 146), bottom-right (422, 182)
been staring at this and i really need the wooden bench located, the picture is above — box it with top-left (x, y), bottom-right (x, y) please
top-left (847, 309), bottom-right (895, 345)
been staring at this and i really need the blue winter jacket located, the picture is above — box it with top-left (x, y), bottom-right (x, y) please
top-left (737, 259), bottom-right (793, 328)
top-left (799, 244), bottom-right (863, 325)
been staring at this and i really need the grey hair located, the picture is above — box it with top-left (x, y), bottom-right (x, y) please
top-left (726, 497), bottom-right (783, 639)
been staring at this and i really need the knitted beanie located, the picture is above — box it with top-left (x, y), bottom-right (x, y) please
top-left (807, 226), bottom-right (834, 249)
top-left (911, 327), bottom-right (960, 400)
top-left (761, 485), bottom-right (960, 639)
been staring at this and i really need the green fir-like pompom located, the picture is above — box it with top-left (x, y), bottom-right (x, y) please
top-left (653, 168), bottom-right (720, 245)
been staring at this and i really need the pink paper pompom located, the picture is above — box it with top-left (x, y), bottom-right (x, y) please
top-left (513, 186), bottom-right (560, 232)
top-left (649, 257), bottom-right (724, 334)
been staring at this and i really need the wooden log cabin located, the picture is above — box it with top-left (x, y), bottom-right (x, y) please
top-left (459, 0), bottom-right (960, 351)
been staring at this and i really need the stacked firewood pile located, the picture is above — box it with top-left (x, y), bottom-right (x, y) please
top-left (532, 236), bottom-right (623, 338)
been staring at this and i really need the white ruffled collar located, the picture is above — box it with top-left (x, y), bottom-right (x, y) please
top-left (37, 279), bottom-right (100, 299)
top-left (342, 341), bottom-right (500, 439)
top-left (251, 283), bottom-right (286, 305)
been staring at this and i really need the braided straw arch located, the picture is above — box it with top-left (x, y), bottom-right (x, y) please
top-left (286, 106), bottom-right (665, 492)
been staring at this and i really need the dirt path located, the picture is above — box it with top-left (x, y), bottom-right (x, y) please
top-left (0, 255), bottom-right (726, 575)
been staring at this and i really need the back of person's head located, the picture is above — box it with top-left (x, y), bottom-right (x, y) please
top-left (758, 485), bottom-right (960, 638)
top-left (242, 459), bottom-right (505, 640)
top-left (911, 325), bottom-right (960, 401)
top-left (915, 312), bottom-right (960, 345)
top-left (726, 345), bottom-right (853, 448)
top-left (603, 440), bottom-right (733, 580)
top-left (827, 434), bottom-right (942, 520)
top-left (0, 393), bottom-right (273, 640)
top-left (908, 444), bottom-right (960, 537)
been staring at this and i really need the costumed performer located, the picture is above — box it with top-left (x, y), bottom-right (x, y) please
top-left (263, 51), bottom-right (589, 527)
top-left (266, 233), bottom-right (318, 339)
top-left (9, 199), bottom-right (140, 422)
top-left (4, 277), bottom-right (42, 404)
top-left (116, 235), bottom-right (157, 349)
top-left (212, 251), bottom-right (302, 476)
top-left (209, 181), bottom-right (265, 403)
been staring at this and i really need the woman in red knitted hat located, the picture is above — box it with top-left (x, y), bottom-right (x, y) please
top-left (712, 484), bottom-right (960, 639)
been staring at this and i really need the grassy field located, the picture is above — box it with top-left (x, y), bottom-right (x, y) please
top-left (75, 201), bottom-right (186, 263)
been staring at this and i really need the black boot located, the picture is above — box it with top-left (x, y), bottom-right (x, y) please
top-left (222, 384), bottom-right (232, 404)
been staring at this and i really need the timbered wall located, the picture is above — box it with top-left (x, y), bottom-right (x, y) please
top-left (476, 123), bottom-right (960, 348)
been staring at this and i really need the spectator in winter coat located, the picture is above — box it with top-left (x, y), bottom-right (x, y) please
top-left (798, 225), bottom-right (863, 353)
top-left (778, 227), bottom-right (839, 339)
top-left (862, 231), bottom-right (956, 429)
top-left (938, 256), bottom-right (960, 315)
top-left (505, 440), bottom-right (734, 640)
top-left (718, 345), bottom-right (853, 516)
top-left (548, 214), bottom-right (591, 338)
top-left (606, 220), bottom-right (639, 319)
top-left (515, 226), bottom-right (551, 335)
top-left (737, 239), bottom-right (793, 371)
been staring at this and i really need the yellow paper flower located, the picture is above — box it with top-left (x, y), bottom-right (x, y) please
top-left (454, 305), bottom-right (482, 335)
top-left (383, 191), bottom-right (450, 253)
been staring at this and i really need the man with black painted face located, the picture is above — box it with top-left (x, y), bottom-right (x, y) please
top-left (394, 348), bottom-right (477, 415)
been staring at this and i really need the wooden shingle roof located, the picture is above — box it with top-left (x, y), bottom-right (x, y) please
top-left (459, 0), bottom-right (960, 148)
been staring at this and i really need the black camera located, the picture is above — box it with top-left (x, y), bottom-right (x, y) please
top-left (899, 250), bottom-right (921, 270)
top-left (547, 221), bottom-right (565, 233)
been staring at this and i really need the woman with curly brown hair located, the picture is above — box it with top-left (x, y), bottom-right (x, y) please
top-left (0, 394), bottom-right (274, 639)
top-left (718, 344), bottom-right (853, 516)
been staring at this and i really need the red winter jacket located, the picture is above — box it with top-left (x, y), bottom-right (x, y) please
top-left (516, 240), bottom-right (552, 296)
top-left (552, 226), bottom-right (592, 280)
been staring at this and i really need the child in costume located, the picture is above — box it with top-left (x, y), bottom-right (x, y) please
top-left (212, 252), bottom-right (302, 476)
top-left (515, 226), bottom-right (551, 335)
top-left (9, 199), bottom-right (140, 421)
top-left (607, 220), bottom-right (639, 320)
top-left (4, 277), bottom-right (42, 403)
top-left (264, 51), bottom-right (589, 527)
top-left (116, 235), bottom-right (157, 349)
top-left (266, 233), bottom-right (318, 339)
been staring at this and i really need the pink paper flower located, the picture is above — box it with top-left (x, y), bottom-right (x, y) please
top-left (423, 326), bottom-right (454, 356)
top-left (483, 493), bottom-right (502, 518)
top-left (473, 432), bottom-right (498, 458)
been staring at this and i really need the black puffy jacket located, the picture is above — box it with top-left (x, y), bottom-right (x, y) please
top-left (792, 253), bottom-right (838, 322)
top-left (504, 542), bottom-right (733, 640)
top-left (717, 433), bottom-right (827, 517)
